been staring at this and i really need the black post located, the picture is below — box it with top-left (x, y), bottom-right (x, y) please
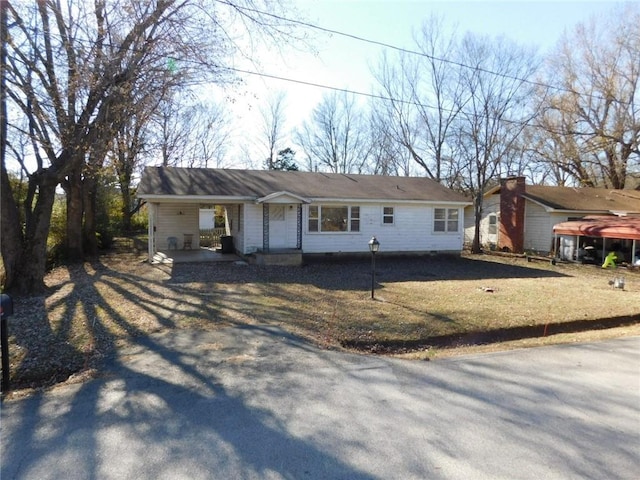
top-left (1, 293), bottom-right (13, 394)
top-left (1, 315), bottom-right (9, 393)
top-left (371, 251), bottom-right (376, 299)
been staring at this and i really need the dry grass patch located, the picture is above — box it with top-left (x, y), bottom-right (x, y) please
top-left (4, 252), bottom-right (639, 390)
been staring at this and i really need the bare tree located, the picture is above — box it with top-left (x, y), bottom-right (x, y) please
top-left (534, 5), bottom-right (640, 188)
top-left (452, 34), bottom-right (539, 253)
top-left (296, 91), bottom-right (370, 173)
top-left (258, 91), bottom-right (287, 170)
top-left (151, 95), bottom-right (232, 168)
top-left (109, 112), bottom-right (150, 233)
top-left (368, 108), bottom-right (412, 176)
top-left (371, 15), bottom-right (466, 184)
top-left (1, 0), bottom-right (296, 292)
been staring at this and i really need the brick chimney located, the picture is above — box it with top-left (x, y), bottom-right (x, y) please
top-left (498, 176), bottom-right (526, 253)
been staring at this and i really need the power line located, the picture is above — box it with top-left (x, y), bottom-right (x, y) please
top-left (214, 64), bottom-right (540, 130)
top-left (214, 0), bottom-right (609, 102)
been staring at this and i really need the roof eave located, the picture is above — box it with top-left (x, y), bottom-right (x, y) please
top-left (256, 191), bottom-right (311, 204)
top-left (137, 194), bottom-right (254, 202)
top-left (307, 197), bottom-right (471, 206)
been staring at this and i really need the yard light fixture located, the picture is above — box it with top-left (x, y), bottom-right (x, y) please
top-left (368, 236), bottom-right (380, 299)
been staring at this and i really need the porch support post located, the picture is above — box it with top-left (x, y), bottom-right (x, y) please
top-left (262, 203), bottom-right (270, 252)
top-left (296, 204), bottom-right (302, 250)
top-left (148, 203), bottom-right (156, 262)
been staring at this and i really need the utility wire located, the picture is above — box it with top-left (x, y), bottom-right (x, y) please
top-left (214, 0), bottom-right (609, 102)
top-left (210, 63), bottom-right (541, 129)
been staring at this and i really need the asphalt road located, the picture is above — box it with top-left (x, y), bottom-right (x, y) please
top-left (2, 327), bottom-right (639, 480)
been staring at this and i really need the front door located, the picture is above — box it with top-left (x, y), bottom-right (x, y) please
top-left (269, 204), bottom-right (297, 249)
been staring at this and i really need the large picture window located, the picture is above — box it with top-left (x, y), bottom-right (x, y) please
top-left (308, 205), bottom-right (360, 233)
top-left (434, 208), bottom-right (459, 233)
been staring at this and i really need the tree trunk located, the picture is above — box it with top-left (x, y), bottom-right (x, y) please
top-left (64, 169), bottom-right (84, 262)
top-left (0, 167), bottom-right (23, 290)
top-left (82, 174), bottom-right (99, 256)
top-left (471, 192), bottom-right (483, 254)
top-left (121, 180), bottom-right (133, 232)
top-left (14, 178), bottom-right (58, 294)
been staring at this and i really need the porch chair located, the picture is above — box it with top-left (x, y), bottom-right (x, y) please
top-left (167, 236), bottom-right (178, 250)
top-left (183, 233), bottom-right (193, 250)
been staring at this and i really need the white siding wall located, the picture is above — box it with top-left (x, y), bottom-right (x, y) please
top-left (154, 201), bottom-right (465, 255)
top-left (463, 206), bottom-right (475, 245)
top-left (524, 201), bottom-right (576, 254)
top-left (523, 201), bottom-right (553, 253)
top-left (244, 203), bottom-right (264, 254)
top-left (301, 203), bottom-right (463, 254)
top-left (464, 195), bottom-right (500, 247)
top-left (156, 203), bottom-right (200, 250)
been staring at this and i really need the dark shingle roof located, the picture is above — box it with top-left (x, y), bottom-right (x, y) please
top-left (523, 185), bottom-right (640, 213)
top-left (138, 167), bottom-right (469, 203)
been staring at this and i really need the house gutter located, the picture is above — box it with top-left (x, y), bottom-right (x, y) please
top-left (137, 194), bottom-right (253, 203)
top-left (305, 198), bottom-right (472, 206)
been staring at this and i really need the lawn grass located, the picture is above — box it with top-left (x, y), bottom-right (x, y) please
top-left (5, 251), bottom-right (640, 391)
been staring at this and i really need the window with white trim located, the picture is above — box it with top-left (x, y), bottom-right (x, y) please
top-left (434, 208), bottom-right (459, 233)
top-left (308, 205), bottom-right (360, 232)
top-left (488, 213), bottom-right (497, 235)
top-left (382, 206), bottom-right (394, 225)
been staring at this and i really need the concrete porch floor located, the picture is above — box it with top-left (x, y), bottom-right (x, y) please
top-left (152, 248), bottom-right (242, 264)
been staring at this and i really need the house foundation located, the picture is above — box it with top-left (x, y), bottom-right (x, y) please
top-left (253, 249), bottom-right (303, 266)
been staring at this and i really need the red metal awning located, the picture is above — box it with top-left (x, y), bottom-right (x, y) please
top-left (553, 216), bottom-right (640, 240)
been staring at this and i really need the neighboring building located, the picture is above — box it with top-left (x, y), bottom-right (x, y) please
top-left (137, 167), bottom-right (471, 264)
top-left (553, 216), bottom-right (640, 266)
top-left (464, 176), bottom-right (640, 256)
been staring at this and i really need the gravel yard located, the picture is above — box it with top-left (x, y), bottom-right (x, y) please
top-left (4, 251), bottom-right (640, 392)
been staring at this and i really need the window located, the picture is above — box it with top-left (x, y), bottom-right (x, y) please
top-left (434, 208), bottom-right (459, 233)
top-left (351, 207), bottom-right (360, 232)
top-left (308, 205), bottom-right (360, 233)
top-left (382, 207), bottom-right (394, 225)
top-left (270, 205), bottom-right (285, 221)
top-left (488, 214), bottom-right (497, 235)
top-left (309, 206), bottom-right (319, 232)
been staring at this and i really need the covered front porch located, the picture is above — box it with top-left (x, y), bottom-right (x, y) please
top-left (146, 196), bottom-right (308, 265)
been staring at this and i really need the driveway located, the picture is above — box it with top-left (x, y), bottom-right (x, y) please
top-left (2, 328), bottom-right (638, 479)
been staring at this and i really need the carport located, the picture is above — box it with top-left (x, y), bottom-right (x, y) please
top-left (553, 216), bottom-right (640, 266)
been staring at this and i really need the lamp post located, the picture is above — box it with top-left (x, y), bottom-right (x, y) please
top-left (368, 236), bottom-right (380, 299)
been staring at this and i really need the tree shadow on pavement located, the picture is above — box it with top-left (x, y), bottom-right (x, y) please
top-left (2, 264), bottom-right (377, 479)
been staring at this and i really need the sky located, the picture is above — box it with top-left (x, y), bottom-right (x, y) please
top-left (218, 0), bottom-right (625, 167)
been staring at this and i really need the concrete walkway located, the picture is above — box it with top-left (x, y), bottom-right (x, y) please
top-left (2, 330), bottom-right (639, 479)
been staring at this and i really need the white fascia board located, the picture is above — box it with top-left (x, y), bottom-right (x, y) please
top-left (307, 197), bottom-right (472, 206)
top-left (137, 194), bottom-right (253, 203)
top-left (545, 208), bottom-right (612, 215)
top-left (256, 191), bottom-right (311, 204)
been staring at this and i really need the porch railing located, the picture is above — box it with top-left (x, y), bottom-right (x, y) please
top-left (200, 227), bottom-right (227, 248)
